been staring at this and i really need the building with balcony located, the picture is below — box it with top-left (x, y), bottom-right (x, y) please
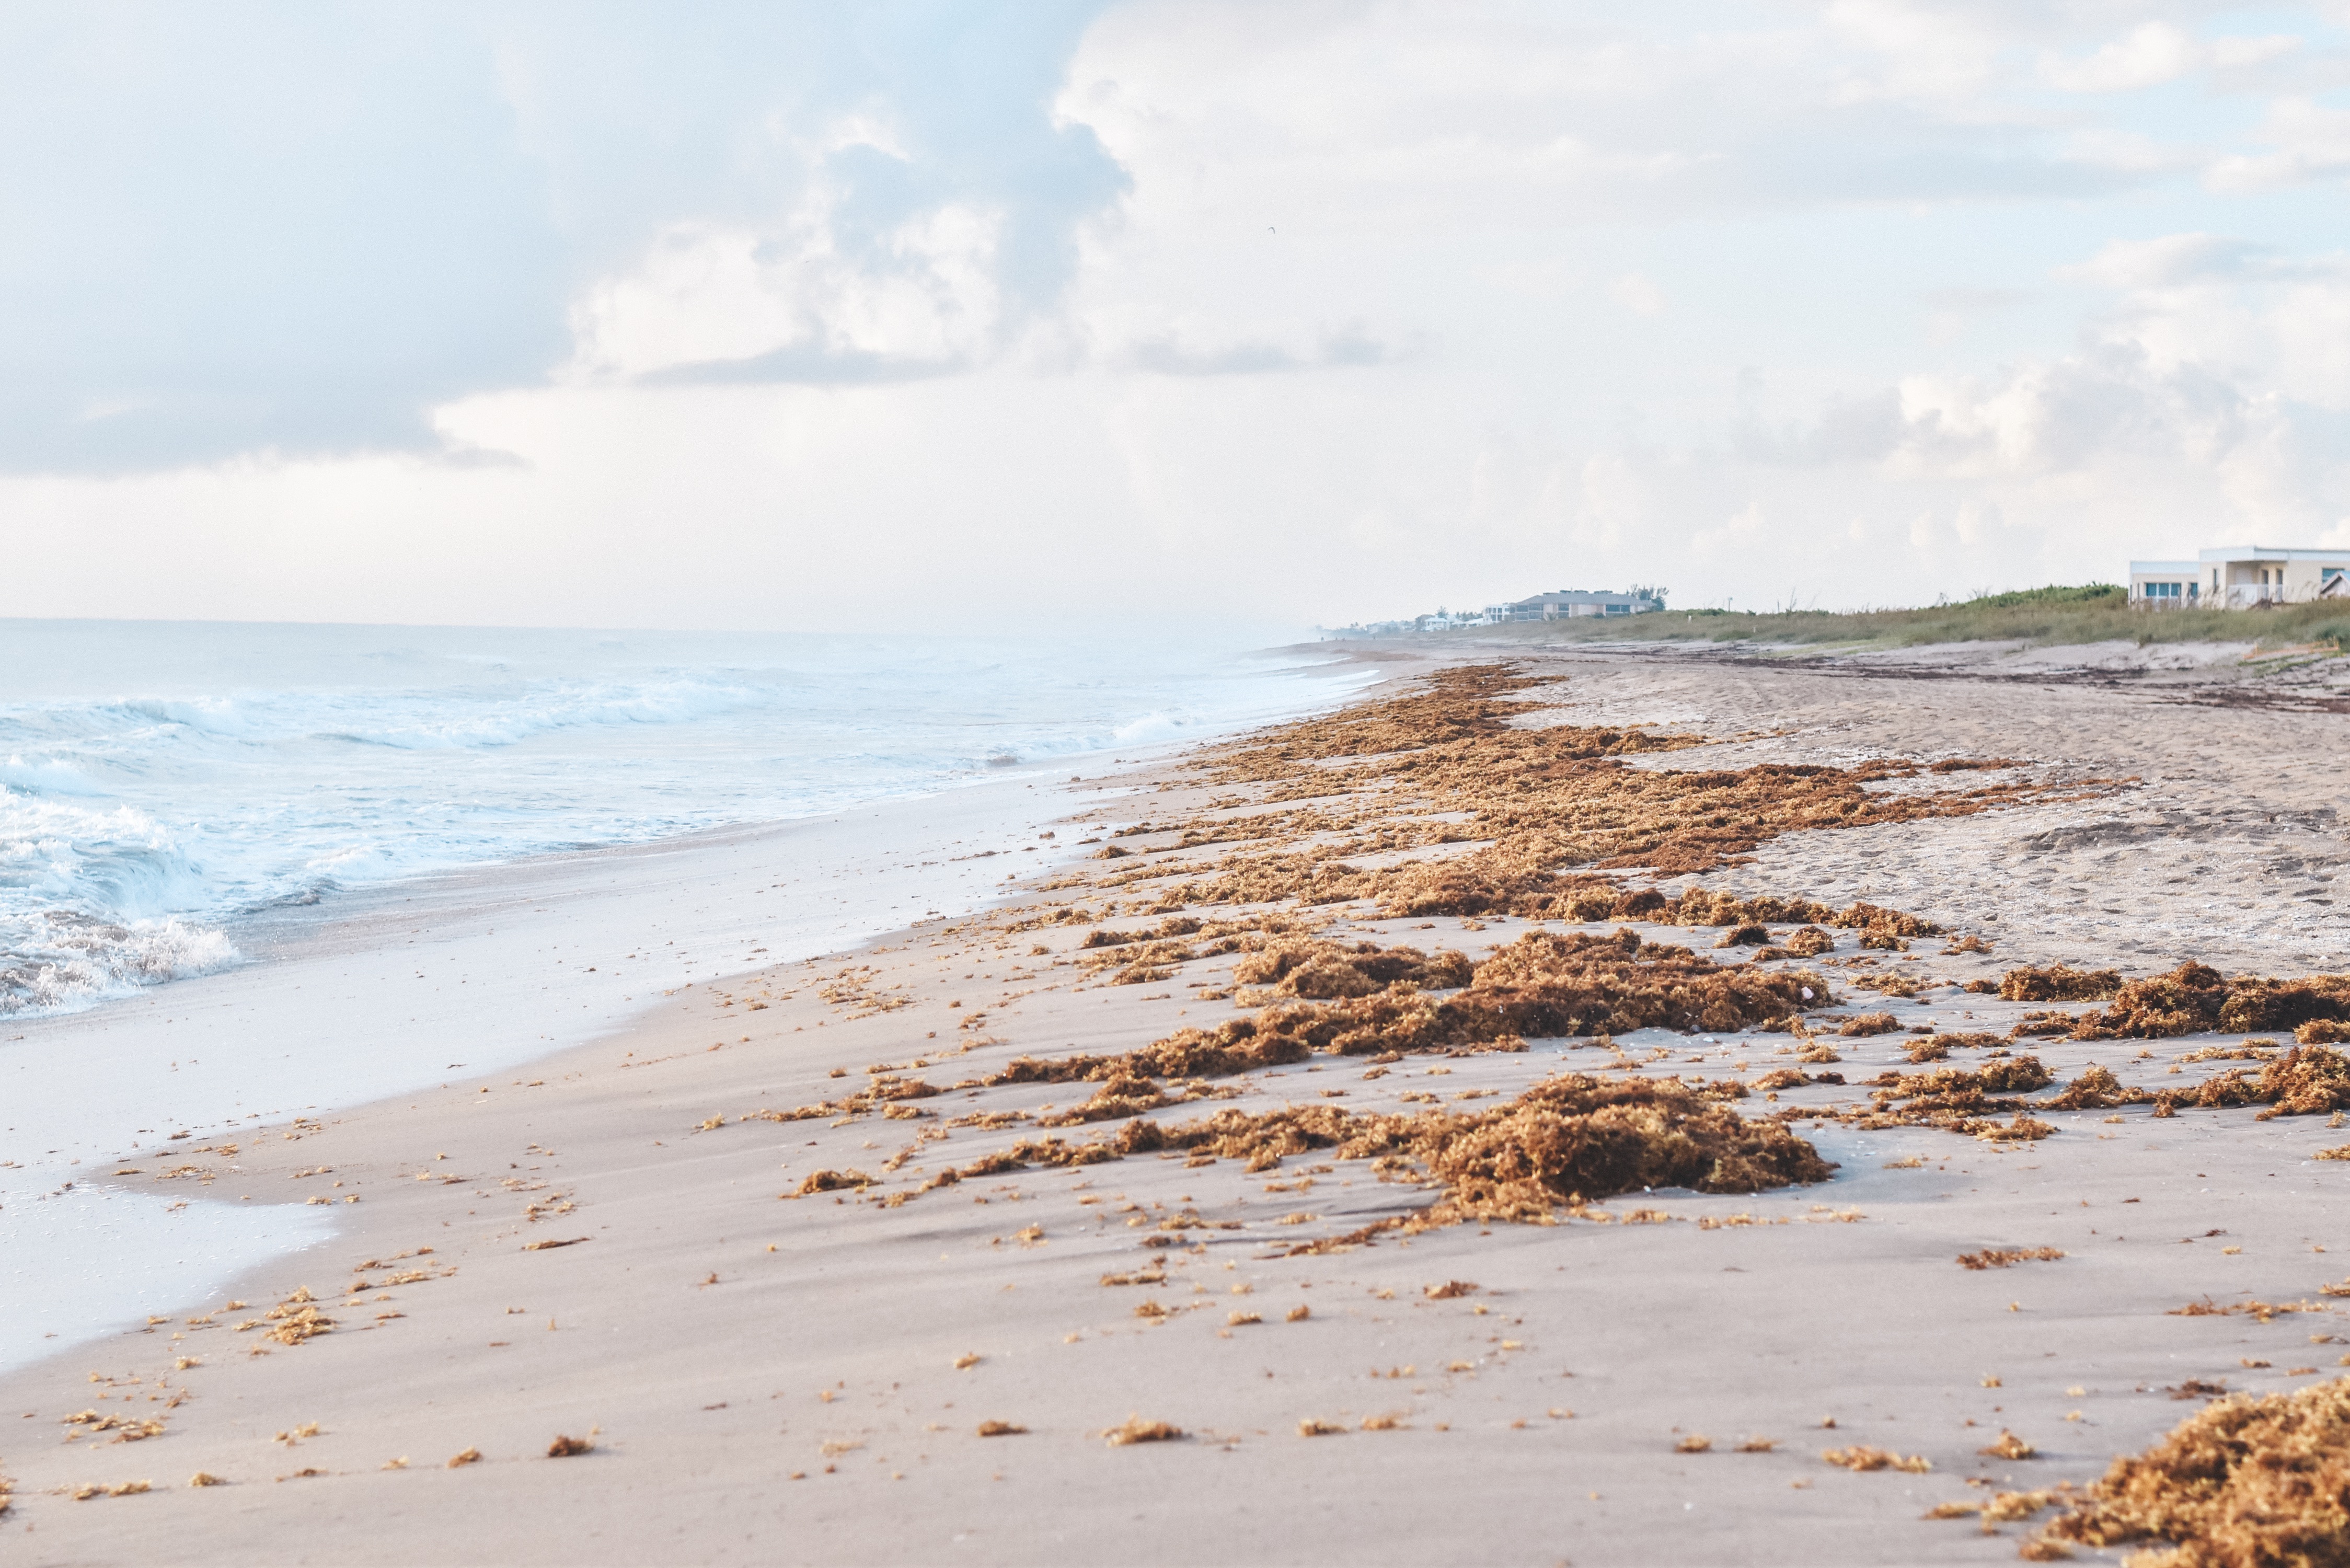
top-left (2132, 547), bottom-right (2349, 608)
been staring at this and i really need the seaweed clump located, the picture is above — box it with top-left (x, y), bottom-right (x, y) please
top-left (1231, 939), bottom-right (1474, 999)
top-left (2078, 963), bottom-right (2350, 1040)
top-left (993, 928), bottom-right (1837, 1101)
top-left (2151, 1047), bottom-right (2350, 1121)
top-left (1413, 1073), bottom-right (1834, 1220)
top-left (961, 1069), bottom-right (1831, 1223)
top-left (2036, 1374), bottom-right (2350, 1566)
top-left (2000, 964), bottom-right (2123, 1002)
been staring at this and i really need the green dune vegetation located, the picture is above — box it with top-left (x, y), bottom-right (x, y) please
top-left (1455, 584), bottom-right (2350, 655)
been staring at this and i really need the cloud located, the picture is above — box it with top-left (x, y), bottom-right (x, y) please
top-left (2058, 232), bottom-right (2279, 290)
top-left (0, 1), bottom-right (1122, 474)
top-left (1123, 327), bottom-right (1389, 376)
top-left (2209, 97), bottom-right (2350, 190)
top-left (8, 1), bottom-right (2350, 632)
top-left (2042, 22), bottom-right (2206, 94)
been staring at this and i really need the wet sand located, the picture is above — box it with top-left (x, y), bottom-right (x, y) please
top-left (5, 642), bottom-right (2347, 1565)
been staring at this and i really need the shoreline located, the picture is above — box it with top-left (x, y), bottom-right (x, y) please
top-left (5, 645), bottom-right (2346, 1564)
top-left (0, 704), bottom-right (1353, 1373)
top-left (1, 645), bottom-right (1390, 1375)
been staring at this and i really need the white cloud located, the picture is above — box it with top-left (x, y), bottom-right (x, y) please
top-left (1610, 273), bottom-right (1668, 317)
top-left (2043, 22), bottom-right (2204, 94)
top-left (2041, 21), bottom-right (2300, 95)
top-left (2209, 96), bottom-right (2350, 190)
top-left (565, 146), bottom-right (1012, 383)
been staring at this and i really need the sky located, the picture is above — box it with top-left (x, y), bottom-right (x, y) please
top-left (4, 0), bottom-right (2349, 633)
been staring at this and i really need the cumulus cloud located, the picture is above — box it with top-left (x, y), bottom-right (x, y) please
top-left (0, 1), bottom-right (1122, 472)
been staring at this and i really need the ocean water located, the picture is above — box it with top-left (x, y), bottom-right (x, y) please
top-left (0, 619), bottom-right (1345, 1020)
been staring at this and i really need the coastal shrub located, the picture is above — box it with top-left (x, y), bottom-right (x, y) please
top-left (2036, 1375), bottom-right (2350, 1565)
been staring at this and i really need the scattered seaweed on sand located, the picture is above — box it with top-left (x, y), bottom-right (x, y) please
top-left (2076, 964), bottom-right (2350, 1042)
top-left (2169, 1299), bottom-right (2326, 1323)
top-left (546, 1435), bottom-right (592, 1458)
top-left (1123, 664), bottom-right (2083, 922)
top-left (1104, 1417), bottom-right (1183, 1447)
top-left (2250, 1047), bottom-right (2350, 1118)
top-left (1230, 939), bottom-right (1474, 999)
top-left (2001, 965), bottom-right (2124, 1002)
top-left (2033, 1374), bottom-right (2350, 1565)
top-left (1958, 1248), bottom-right (2066, 1271)
top-left (997, 930), bottom-right (1840, 1116)
top-left (1979, 1429), bottom-right (2038, 1459)
top-left (1298, 1419), bottom-right (1345, 1437)
top-left (2148, 1047), bottom-right (2350, 1121)
top-left (945, 1070), bottom-right (1830, 1225)
top-left (446, 1448), bottom-right (481, 1469)
top-left (237, 1287), bottom-right (332, 1346)
top-left (1675, 1434), bottom-right (1713, 1453)
top-left (2039, 1066), bottom-right (2150, 1111)
top-left (730, 1075), bottom-right (943, 1131)
top-left (789, 1169), bottom-right (876, 1196)
top-left (976, 1421), bottom-right (1026, 1437)
top-left (1822, 1445), bottom-right (1931, 1473)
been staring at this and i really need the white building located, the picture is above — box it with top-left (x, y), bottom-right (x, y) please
top-left (1493, 589), bottom-right (1664, 620)
top-left (2130, 547), bottom-right (2350, 608)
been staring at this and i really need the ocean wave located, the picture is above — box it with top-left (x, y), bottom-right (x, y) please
top-left (0, 912), bottom-right (239, 1017)
top-left (0, 627), bottom-right (1341, 1021)
top-left (0, 789), bottom-right (211, 918)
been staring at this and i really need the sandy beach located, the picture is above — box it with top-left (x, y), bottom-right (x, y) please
top-left (6, 642), bottom-right (2348, 1565)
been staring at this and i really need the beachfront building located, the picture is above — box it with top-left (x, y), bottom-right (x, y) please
top-left (2133, 547), bottom-right (2350, 608)
top-left (2127, 559), bottom-right (2201, 608)
top-left (1494, 588), bottom-right (1665, 620)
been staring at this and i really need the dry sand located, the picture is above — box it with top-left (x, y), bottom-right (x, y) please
top-left (5, 642), bottom-right (2347, 1565)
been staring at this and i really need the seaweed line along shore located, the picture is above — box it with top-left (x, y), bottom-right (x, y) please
top-left (4, 646), bottom-right (2348, 1567)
